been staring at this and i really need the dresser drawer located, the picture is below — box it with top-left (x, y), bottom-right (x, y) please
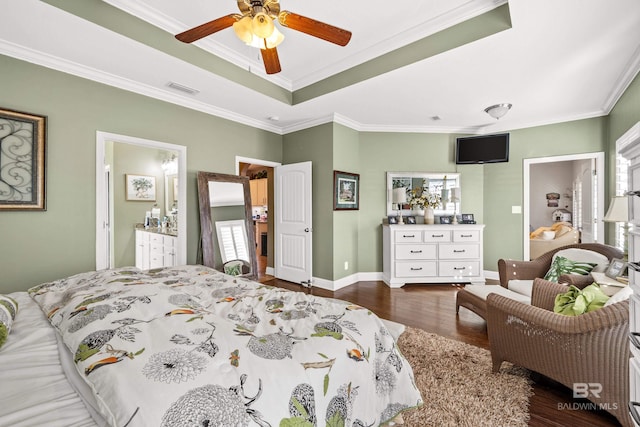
top-left (396, 244), bottom-right (437, 260)
top-left (453, 230), bottom-right (480, 242)
top-left (395, 230), bottom-right (422, 243)
top-left (439, 261), bottom-right (480, 277)
top-left (395, 261), bottom-right (437, 277)
top-left (423, 230), bottom-right (451, 242)
top-left (439, 243), bottom-right (479, 259)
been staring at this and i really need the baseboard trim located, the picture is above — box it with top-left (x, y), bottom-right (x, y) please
top-left (269, 270), bottom-right (498, 291)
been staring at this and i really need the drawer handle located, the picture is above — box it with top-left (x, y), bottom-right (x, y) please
top-left (630, 402), bottom-right (640, 426)
top-left (630, 332), bottom-right (640, 350)
top-left (432, 234), bottom-right (444, 237)
top-left (453, 249), bottom-right (466, 253)
top-left (410, 250), bottom-right (423, 253)
top-left (454, 267), bottom-right (466, 270)
top-left (403, 234), bottom-right (416, 238)
top-left (410, 267), bottom-right (423, 271)
top-left (460, 234), bottom-right (473, 237)
top-left (629, 262), bottom-right (640, 272)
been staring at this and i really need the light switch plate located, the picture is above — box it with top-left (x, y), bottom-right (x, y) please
top-left (512, 206), bottom-right (522, 214)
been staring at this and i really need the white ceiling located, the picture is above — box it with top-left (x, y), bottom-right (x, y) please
top-left (1, 0), bottom-right (639, 135)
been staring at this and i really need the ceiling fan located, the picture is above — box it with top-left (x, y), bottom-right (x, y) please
top-left (175, 0), bottom-right (352, 75)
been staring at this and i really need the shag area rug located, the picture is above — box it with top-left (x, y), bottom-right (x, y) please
top-left (396, 327), bottom-right (532, 427)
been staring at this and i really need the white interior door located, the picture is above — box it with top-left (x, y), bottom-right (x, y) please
top-left (275, 161), bottom-right (312, 284)
top-left (580, 159), bottom-right (596, 242)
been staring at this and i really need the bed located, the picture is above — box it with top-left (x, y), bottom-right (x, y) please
top-left (1, 265), bottom-right (422, 426)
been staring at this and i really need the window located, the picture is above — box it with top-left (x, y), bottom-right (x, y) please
top-left (215, 220), bottom-right (249, 263)
top-left (614, 151), bottom-right (631, 251)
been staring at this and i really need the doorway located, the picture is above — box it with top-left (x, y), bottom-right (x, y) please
top-left (523, 152), bottom-right (605, 260)
top-left (236, 157), bottom-right (280, 279)
top-left (96, 132), bottom-right (187, 270)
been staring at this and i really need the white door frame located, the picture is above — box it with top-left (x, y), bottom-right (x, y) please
top-left (236, 156), bottom-right (281, 276)
top-left (523, 152), bottom-right (605, 260)
top-left (96, 131), bottom-right (187, 270)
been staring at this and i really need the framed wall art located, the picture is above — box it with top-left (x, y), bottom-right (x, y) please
top-left (333, 170), bottom-right (360, 210)
top-left (0, 108), bottom-right (47, 210)
top-left (126, 174), bottom-right (157, 201)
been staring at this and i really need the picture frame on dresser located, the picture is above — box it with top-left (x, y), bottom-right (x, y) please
top-left (605, 258), bottom-right (627, 279)
top-left (439, 216), bottom-right (452, 224)
top-left (405, 216), bottom-right (416, 224)
top-left (0, 108), bottom-right (47, 211)
top-left (387, 215), bottom-right (398, 224)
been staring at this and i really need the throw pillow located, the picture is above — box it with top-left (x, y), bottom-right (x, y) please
top-left (544, 256), bottom-right (598, 283)
top-left (604, 286), bottom-right (633, 307)
top-left (0, 294), bottom-right (18, 348)
top-left (224, 261), bottom-right (243, 276)
top-left (554, 283), bottom-right (610, 316)
top-left (553, 248), bottom-right (610, 272)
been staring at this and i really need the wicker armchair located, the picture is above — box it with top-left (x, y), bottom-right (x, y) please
top-left (498, 243), bottom-right (623, 289)
top-left (487, 278), bottom-right (631, 427)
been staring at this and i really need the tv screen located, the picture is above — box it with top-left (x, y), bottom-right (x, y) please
top-left (455, 133), bottom-right (509, 164)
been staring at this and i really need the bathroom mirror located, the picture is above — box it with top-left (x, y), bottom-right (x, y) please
top-left (386, 172), bottom-right (460, 216)
top-left (197, 171), bottom-right (258, 279)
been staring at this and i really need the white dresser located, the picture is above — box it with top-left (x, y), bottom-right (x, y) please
top-left (135, 229), bottom-right (178, 270)
top-left (619, 122), bottom-right (640, 426)
top-left (382, 224), bottom-right (485, 288)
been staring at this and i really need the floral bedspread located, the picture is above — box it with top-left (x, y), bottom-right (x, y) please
top-left (29, 265), bottom-right (422, 426)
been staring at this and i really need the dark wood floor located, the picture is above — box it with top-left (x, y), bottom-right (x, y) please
top-left (260, 277), bottom-right (620, 427)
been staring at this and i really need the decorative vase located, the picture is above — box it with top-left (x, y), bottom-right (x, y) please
top-left (411, 208), bottom-right (425, 217)
top-left (424, 207), bottom-right (435, 224)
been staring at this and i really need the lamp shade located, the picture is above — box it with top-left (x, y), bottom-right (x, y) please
top-left (603, 196), bottom-right (629, 222)
top-left (450, 187), bottom-right (461, 202)
top-left (392, 187), bottom-right (407, 204)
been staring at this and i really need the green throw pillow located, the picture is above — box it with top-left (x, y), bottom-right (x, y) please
top-left (543, 256), bottom-right (597, 283)
top-left (554, 283), bottom-right (610, 316)
top-left (0, 294), bottom-right (18, 348)
top-left (224, 261), bottom-right (243, 276)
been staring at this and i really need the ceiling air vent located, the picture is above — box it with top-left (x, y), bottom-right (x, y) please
top-left (166, 81), bottom-right (199, 95)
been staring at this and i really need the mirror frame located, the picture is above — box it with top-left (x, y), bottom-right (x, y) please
top-left (386, 172), bottom-right (460, 216)
top-left (197, 171), bottom-right (258, 279)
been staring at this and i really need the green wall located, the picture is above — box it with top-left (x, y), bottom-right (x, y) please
top-left (0, 54), bottom-right (282, 292)
top-left (282, 124), bottom-right (334, 280)
top-left (1, 52), bottom-right (638, 293)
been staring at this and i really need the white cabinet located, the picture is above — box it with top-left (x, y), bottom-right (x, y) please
top-left (135, 229), bottom-right (177, 270)
top-left (619, 122), bottom-right (640, 426)
top-left (382, 224), bottom-right (485, 288)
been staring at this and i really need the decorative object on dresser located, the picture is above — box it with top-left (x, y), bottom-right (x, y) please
top-left (382, 224), bottom-right (485, 287)
top-left (0, 108), bottom-right (46, 210)
top-left (392, 186), bottom-right (407, 224)
top-left (333, 170), bottom-right (360, 210)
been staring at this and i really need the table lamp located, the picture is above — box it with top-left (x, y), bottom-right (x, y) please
top-left (392, 188), bottom-right (407, 224)
top-left (603, 195), bottom-right (629, 256)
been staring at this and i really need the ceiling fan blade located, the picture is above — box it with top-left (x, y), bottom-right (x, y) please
top-left (261, 46), bottom-right (281, 74)
top-left (175, 14), bottom-right (238, 43)
top-left (278, 11), bottom-right (351, 46)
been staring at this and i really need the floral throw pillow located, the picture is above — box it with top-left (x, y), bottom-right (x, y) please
top-left (543, 256), bottom-right (598, 283)
top-left (0, 294), bottom-right (18, 348)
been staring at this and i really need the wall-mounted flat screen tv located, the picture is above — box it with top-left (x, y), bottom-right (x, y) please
top-left (455, 133), bottom-right (509, 164)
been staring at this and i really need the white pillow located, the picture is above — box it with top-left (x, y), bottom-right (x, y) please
top-left (604, 286), bottom-right (633, 307)
top-left (553, 248), bottom-right (610, 273)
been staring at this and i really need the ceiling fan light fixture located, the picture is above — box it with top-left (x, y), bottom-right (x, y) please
top-left (232, 16), bottom-right (253, 44)
top-left (252, 12), bottom-right (274, 38)
top-left (265, 26), bottom-right (284, 48)
top-left (484, 103), bottom-right (512, 120)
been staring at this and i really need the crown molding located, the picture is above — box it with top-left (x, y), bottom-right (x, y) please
top-left (291, 0), bottom-right (508, 91)
top-left (0, 39), bottom-right (283, 134)
top-left (603, 43), bottom-right (640, 113)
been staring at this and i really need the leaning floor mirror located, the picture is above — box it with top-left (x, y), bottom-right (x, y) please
top-left (197, 171), bottom-right (258, 279)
